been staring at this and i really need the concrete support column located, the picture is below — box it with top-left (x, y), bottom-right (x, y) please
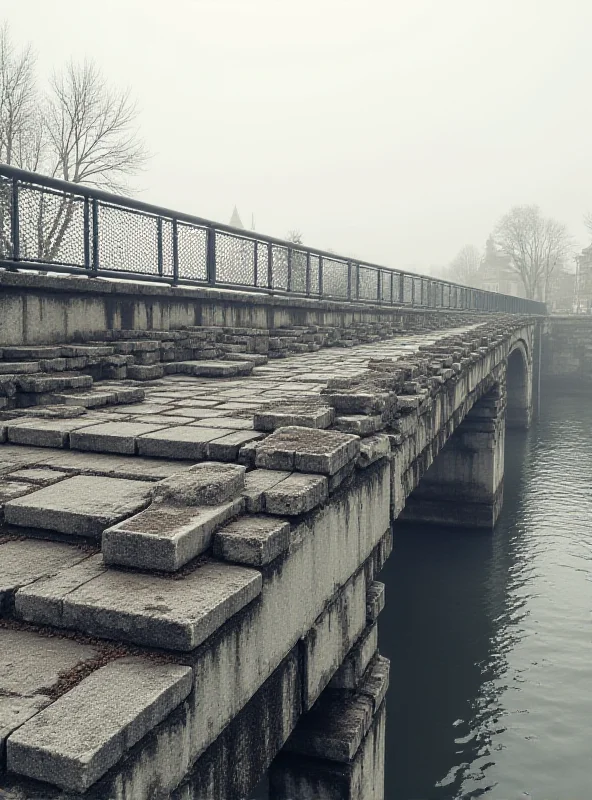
top-left (268, 655), bottom-right (389, 800)
top-left (400, 385), bottom-right (506, 529)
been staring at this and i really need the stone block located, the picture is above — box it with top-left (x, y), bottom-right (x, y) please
top-left (176, 360), bottom-right (253, 378)
top-left (0, 539), bottom-right (89, 613)
top-left (2, 346), bottom-right (63, 360)
top-left (253, 405), bottom-right (335, 432)
top-left (263, 472), bottom-right (328, 515)
top-left (241, 469), bottom-right (292, 512)
top-left (366, 581), bottom-right (385, 622)
top-left (102, 497), bottom-right (245, 571)
top-left (7, 417), bottom-right (102, 448)
top-left (137, 425), bottom-right (237, 460)
top-left (126, 364), bottom-right (165, 380)
top-left (16, 373), bottom-right (94, 393)
top-left (213, 515), bottom-right (291, 566)
top-left (321, 391), bottom-right (393, 415)
top-left (206, 430), bottom-right (264, 461)
top-left (152, 462), bottom-right (246, 506)
top-left (333, 414), bottom-right (385, 435)
top-left (16, 560), bottom-right (263, 651)
top-left (254, 426), bottom-right (360, 476)
top-left (6, 657), bottom-right (193, 792)
top-left (329, 622), bottom-right (378, 690)
top-left (70, 421), bottom-right (171, 455)
top-left (302, 570), bottom-right (367, 708)
top-left (0, 628), bottom-right (100, 762)
top-left (4, 475), bottom-right (153, 537)
top-left (357, 434), bottom-right (390, 468)
top-left (284, 655), bottom-right (390, 763)
top-left (6, 467), bottom-right (68, 486)
top-left (0, 361), bottom-right (40, 375)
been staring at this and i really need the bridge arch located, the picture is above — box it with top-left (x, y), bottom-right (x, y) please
top-left (506, 339), bottom-right (533, 429)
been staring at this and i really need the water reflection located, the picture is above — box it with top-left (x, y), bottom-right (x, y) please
top-left (380, 392), bottom-right (592, 799)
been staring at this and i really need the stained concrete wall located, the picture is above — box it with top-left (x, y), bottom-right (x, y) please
top-left (0, 271), bottom-right (486, 345)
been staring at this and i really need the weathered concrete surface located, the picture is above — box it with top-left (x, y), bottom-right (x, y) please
top-left (0, 312), bottom-right (542, 798)
top-left (0, 270), bottom-right (488, 346)
top-left (16, 558), bottom-right (263, 651)
top-left (4, 475), bottom-right (153, 537)
top-left (102, 497), bottom-right (245, 571)
top-left (7, 658), bottom-right (193, 792)
top-left (0, 539), bottom-right (90, 613)
top-left (0, 628), bottom-right (99, 762)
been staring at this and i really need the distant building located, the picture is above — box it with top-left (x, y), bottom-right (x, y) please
top-left (476, 237), bottom-right (524, 298)
top-left (547, 268), bottom-right (576, 313)
top-left (575, 244), bottom-right (592, 313)
top-left (229, 206), bottom-right (244, 229)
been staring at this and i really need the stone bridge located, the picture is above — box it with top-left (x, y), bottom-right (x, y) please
top-left (0, 273), bottom-right (539, 799)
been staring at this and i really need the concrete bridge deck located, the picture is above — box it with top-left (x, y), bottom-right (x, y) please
top-left (0, 314), bottom-right (537, 799)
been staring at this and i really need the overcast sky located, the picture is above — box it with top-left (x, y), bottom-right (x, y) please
top-left (5, 0), bottom-right (592, 273)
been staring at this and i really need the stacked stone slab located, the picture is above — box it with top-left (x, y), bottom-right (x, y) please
top-left (0, 312), bottom-right (539, 798)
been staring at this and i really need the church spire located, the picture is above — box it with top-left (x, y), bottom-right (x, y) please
top-left (229, 206), bottom-right (244, 229)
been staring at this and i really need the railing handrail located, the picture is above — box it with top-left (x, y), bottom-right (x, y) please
top-left (0, 162), bottom-right (547, 314)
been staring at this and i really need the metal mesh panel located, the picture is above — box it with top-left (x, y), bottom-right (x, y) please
top-left (442, 284), bottom-right (450, 307)
top-left (98, 203), bottom-right (158, 273)
top-left (309, 255), bottom-right (320, 295)
top-left (19, 185), bottom-right (85, 266)
top-left (271, 245), bottom-right (288, 290)
top-left (255, 241), bottom-right (269, 287)
top-left (290, 249), bottom-right (307, 293)
top-left (401, 275), bottom-right (413, 304)
top-left (0, 176), bottom-right (12, 259)
top-left (381, 271), bottom-right (392, 303)
top-left (358, 266), bottom-right (378, 301)
top-left (322, 258), bottom-right (349, 298)
top-left (177, 223), bottom-right (207, 281)
top-left (216, 231), bottom-right (255, 286)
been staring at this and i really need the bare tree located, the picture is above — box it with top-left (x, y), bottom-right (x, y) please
top-left (494, 205), bottom-right (572, 301)
top-left (45, 59), bottom-right (147, 191)
top-left (448, 244), bottom-right (481, 286)
top-left (286, 229), bottom-right (303, 245)
top-left (0, 23), bottom-right (149, 264)
top-left (0, 22), bottom-right (38, 168)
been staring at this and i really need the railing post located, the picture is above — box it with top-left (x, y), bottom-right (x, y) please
top-left (253, 240), bottom-right (258, 287)
top-left (390, 271), bottom-right (394, 305)
top-left (305, 251), bottom-right (311, 295)
top-left (206, 226), bottom-right (216, 286)
top-left (399, 273), bottom-right (404, 305)
top-left (347, 260), bottom-right (353, 300)
top-left (172, 219), bottom-right (179, 285)
top-left (83, 197), bottom-right (91, 270)
top-left (157, 218), bottom-right (164, 278)
top-left (319, 255), bottom-right (324, 297)
top-left (376, 270), bottom-right (382, 304)
top-left (356, 264), bottom-right (360, 300)
top-left (287, 246), bottom-right (292, 293)
top-left (10, 178), bottom-right (19, 263)
top-left (267, 242), bottom-right (273, 290)
top-left (91, 199), bottom-right (99, 273)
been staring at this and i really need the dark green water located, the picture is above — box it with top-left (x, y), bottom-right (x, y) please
top-left (379, 389), bottom-right (592, 799)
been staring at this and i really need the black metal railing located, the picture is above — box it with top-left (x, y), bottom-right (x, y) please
top-left (0, 164), bottom-right (547, 314)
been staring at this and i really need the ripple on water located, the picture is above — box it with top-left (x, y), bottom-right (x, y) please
top-left (380, 392), bottom-right (592, 800)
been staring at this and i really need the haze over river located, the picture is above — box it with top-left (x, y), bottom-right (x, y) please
top-left (380, 389), bottom-right (592, 799)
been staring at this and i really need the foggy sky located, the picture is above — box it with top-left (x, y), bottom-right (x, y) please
top-left (5, 0), bottom-right (592, 273)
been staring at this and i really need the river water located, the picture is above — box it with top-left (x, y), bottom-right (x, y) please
top-left (379, 388), bottom-right (592, 800)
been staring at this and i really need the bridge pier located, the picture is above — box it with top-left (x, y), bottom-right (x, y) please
top-left (399, 384), bottom-right (506, 529)
top-left (269, 658), bottom-right (388, 800)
